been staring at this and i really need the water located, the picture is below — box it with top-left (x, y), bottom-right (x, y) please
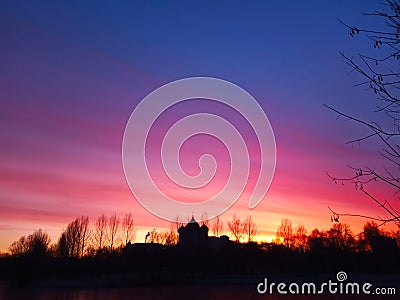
top-left (0, 284), bottom-right (394, 300)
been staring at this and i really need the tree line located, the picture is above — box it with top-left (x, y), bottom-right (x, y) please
top-left (275, 218), bottom-right (400, 254)
top-left (7, 213), bottom-right (136, 258)
top-left (1, 215), bottom-right (399, 286)
top-left (4, 213), bottom-right (400, 258)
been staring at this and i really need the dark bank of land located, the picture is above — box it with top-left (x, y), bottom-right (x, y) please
top-left (0, 240), bottom-right (399, 289)
top-left (1, 217), bottom-right (399, 289)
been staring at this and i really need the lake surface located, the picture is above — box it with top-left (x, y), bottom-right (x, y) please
top-left (0, 284), bottom-right (396, 300)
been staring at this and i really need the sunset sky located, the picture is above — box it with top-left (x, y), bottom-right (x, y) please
top-left (1, 1), bottom-right (398, 251)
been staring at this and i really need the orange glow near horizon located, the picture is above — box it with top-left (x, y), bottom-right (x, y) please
top-left (1, 1), bottom-right (399, 254)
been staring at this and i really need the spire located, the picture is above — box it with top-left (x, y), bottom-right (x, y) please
top-left (189, 213), bottom-right (196, 224)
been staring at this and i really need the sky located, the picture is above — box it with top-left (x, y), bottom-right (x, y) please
top-left (0, 0), bottom-right (399, 251)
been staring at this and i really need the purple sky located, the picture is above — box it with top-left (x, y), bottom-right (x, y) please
top-left (0, 1), bottom-right (398, 250)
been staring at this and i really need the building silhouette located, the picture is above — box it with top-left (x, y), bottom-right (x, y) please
top-left (178, 215), bottom-right (208, 246)
top-left (177, 215), bottom-right (231, 249)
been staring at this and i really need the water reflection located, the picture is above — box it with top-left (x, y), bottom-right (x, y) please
top-left (0, 285), bottom-right (393, 300)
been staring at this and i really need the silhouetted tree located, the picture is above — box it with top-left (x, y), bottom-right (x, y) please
top-left (9, 229), bottom-right (50, 257)
top-left (147, 228), bottom-right (162, 243)
top-left (57, 232), bottom-right (68, 258)
top-left (122, 213), bottom-right (135, 246)
top-left (173, 216), bottom-right (183, 231)
top-left (29, 229), bottom-right (51, 257)
top-left (80, 216), bottom-right (89, 256)
top-left (327, 223), bottom-right (355, 251)
top-left (211, 215), bottom-right (224, 237)
top-left (293, 224), bottom-right (308, 252)
top-left (228, 214), bottom-right (244, 242)
top-left (94, 214), bottom-right (108, 251)
top-left (392, 229), bottom-right (400, 247)
top-left (85, 245), bottom-right (97, 257)
top-left (359, 221), bottom-right (381, 252)
top-left (327, 0), bottom-right (400, 226)
top-left (9, 236), bottom-right (29, 256)
top-left (108, 213), bottom-right (120, 252)
top-left (57, 216), bottom-right (89, 258)
top-left (359, 221), bottom-right (398, 255)
top-left (200, 212), bottom-right (209, 227)
top-left (161, 224), bottom-right (178, 245)
top-left (243, 215), bottom-right (257, 243)
top-left (276, 218), bottom-right (293, 248)
top-left (308, 228), bottom-right (329, 252)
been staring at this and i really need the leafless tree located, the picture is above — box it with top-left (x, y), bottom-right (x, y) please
top-left (228, 214), bottom-right (244, 243)
top-left (293, 224), bottom-right (308, 252)
top-left (327, 0), bottom-right (400, 226)
top-left (173, 216), bottom-right (183, 230)
top-left (108, 213), bottom-right (120, 252)
top-left (94, 214), bottom-right (108, 251)
top-left (122, 213), bottom-right (135, 246)
top-left (80, 216), bottom-right (89, 256)
top-left (243, 215), bottom-right (257, 243)
top-left (147, 228), bottom-right (163, 243)
top-left (211, 215), bottom-right (224, 237)
top-left (161, 223), bottom-right (179, 245)
top-left (57, 216), bottom-right (89, 258)
top-left (9, 236), bottom-right (29, 256)
top-left (327, 223), bottom-right (355, 251)
top-left (9, 229), bottom-right (50, 257)
top-left (308, 228), bottom-right (329, 251)
top-left (200, 212), bottom-right (209, 226)
top-left (65, 220), bottom-right (79, 257)
top-left (276, 218), bottom-right (293, 248)
top-left (28, 229), bottom-right (51, 256)
top-left (359, 221), bottom-right (381, 251)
